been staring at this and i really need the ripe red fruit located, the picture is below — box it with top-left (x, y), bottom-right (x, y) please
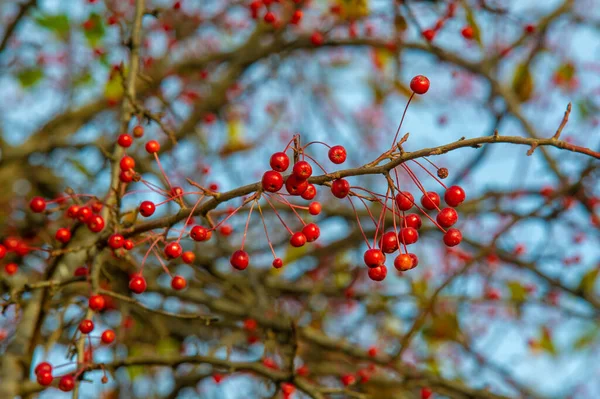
top-left (309, 201), bottom-right (321, 215)
top-left (409, 253), bottom-right (419, 267)
top-left (420, 192), bottom-right (440, 210)
top-left (269, 152), bottom-right (290, 172)
top-left (119, 170), bottom-right (134, 183)
top-left (132, 125), bottom-right (144, 138)
top-left (444, 185), bottom-right (466, 207)
top-left (421, 387), bottom-right (433, 399)
top-left (380, 231), bottom-right (399, 254)
top-left (290, 232), bottom-right (307, 247)
top-left (285, 175), bottom-right (309, 195)
top-left (123, 239), bottom-right (134, 250)
top-left (67, 205), bottom-right (80, 218)
top-left (35, 362), bottom-right (52, 375)
top-left (29, 196), bottom-right (46, 213)
top-left (190, 225), bottom-right (212, 241)
top-left (399, 227), bottom-right (419, 245)
top-left (272, 258), bottom-right (283, 268)
top-left (262, 170), bottom-right (284, 192)
top-left (129, 275), bottom-right (147, 293)
top-left (139, 200), bottom-right (156, 217)
top-left (264, 11), bottom-right (276, 23)
top-left (88, 295), bottom-right (106, 311)
top-left (145, 140), bottom-right (160, 153)
top-left (4, 263), bottom-right (18, 275)
top-left (395, 192), bottom-right (414, 211)
top-left (311, 31), bottom-right (324, 46)
top-left (331, 178), bottom-right (350, 198)
top-left (77, 206), bottom-right (93, 222)
top-left (117, 134), bottom-right (133, 147)
top-left (171, 275), bottom-right (187, 290)
top-left (341, 374), bottom-right (356, 386)
top-left (74, 267), bottom-right (88, 277)
top-left (107, 233), bottom-right (124, 249)
top-left (0, 244), bottom-right (6, 259)
top-left (101, 329), bottom-right (116, 344)
top-left (37, 371), bottom-right (53, 386)
top-left (302, 223), bottom-right (320, 242)
top-left (58, 375), bottom-right (75, 392)
top-left (364, 248), bottom-right (386, 268)
top-left (281, 382), bottom-right (296, 395)
top-left (328, 145), bottom-right (347, 164)
top-left (55, 228), bottom-right (72, 244)
top-left (182, 251), bottom-right (195, 264)
top-left (291, 9), bottom-right (302, 24)
top-left (79, 319), bottom-right (94, 334)
top-left (164, 242), bottom-right (182, 259)
top-left (443, 228), bottom-right (462, 247)
top-left (524, 24), bottom-right (536, 34)
top-left (394, 254), bottom-right (413, 271)
top-left (292, 161), bottom-right (312, 180)
top-left (410, 75), bottom-right (431, 94)
top-left (301, 184), bottom-right (317, 200)
top-left (119, 155), bottom-right (135, 171)
top-left (87, 215), bottom-right (105, 232)
top-left (219, 224), bottom-right (233, 236)
top-left (461, 25), bottom-right (474, 40)
top-left (171, 186), bottom-right (184, 198)
top-left (436, 208), bottom-right (458, 228)
top-left (422, 29), bottom-right (436, 42)
top-left (368, 265), bottom-right (387, 281)
top-left (230, 250), bottom-right (249, 270)
top-left (91, 201), bottom-right (103, 213)
top-left (404, 213), bottom-right (422, 229)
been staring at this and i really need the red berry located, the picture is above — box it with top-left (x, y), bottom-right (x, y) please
top-left (394, 254), bottom-right (413, 271)
top-left (301, 184), bottom-right (317, 200)
top-left (461, 25), bottom-right (474, 40)
top-left (107, 233), bottom-right (124, 249)
top-left (129, 275), bottom-right (146, 293)
top-left (309, 201), bottom-right (321, 215)
top-left (524, 24), bottom-right (536, 34)
top-left (145, 140), bottom-right (160, 153)
top-left (421, 387), bottom-right (433, 399)
top-left (74, 267), bottom-right (88, 277)
top-left (264, 11), bottom-right (276, 23)
top-left (37, 371), bottom-right (53, 386)
top-left (436, 208), bottom-right (458, 228)
top-left (341, 374), bottom-right (356, 386)
top-left (35, 362), bottom-right (53, 375)
top-left (123, 239), bottom-right (134, 250)
top-left (291, 9), bottom-right (302, 24)
top-left (404, 213), bottom-right (422, 229)
top-left (132, 125), bottom-right (144, 138)
top-left (67, 205), bottom-right (80, 218)
top-left (171, 275), bottom-right (187, 290)
top-left (91, 201), bottom-right (103, 213)
top-left (119, 155), bottom-right (135, 171)
top-left (164, 242), bottom-right (182, 259)
top-left (281, 382), bottom-right (295, 395)
top-left (380, 231), bottom-right (399, 254)
top-left (444, 185), bottom-right (466, 207)
top-left (364, 248), bottom-right (386, 268)
top-left (77, 206), bottom-right (93, 222)
top-left (262, 170), bottom-right (284, 192)
top-left (290, 232), bottom-right (307, 247)
top-left (4, 263), bottom-right (18, 275)
top-left (422, 29), bottom-right (435, 42)
top-left (328, 145), bottom-right (347, 164)
top-left (409, 253), bottom-right (419, 267)
top-left (139, 200), bottom-right (156, 217)
top-left (230, 250), bottom-right (249, 270)
top-left (368, 265), bottom-right (387, 281)
top-left (420, 192), bottom-right (440, 210)
top-left (395, 192), bottom-right (414, 211)
top-left (117, 134), bottom-right (133, 147)
top-left (55, 228), bottom-right (72, 244)
top-left (410, 75), bottom-right (430, 94)
top-left (101, 329), bottom-right (115, 344)
top-left (285, 175), bottom-right (309, 196)
top-left (119, 170), bottom-right (134, 183)
top-left (88, 295), bottom-right (106, 311)
top-left (58, 375), bottom-right (75, 392)
top-left (220, 224), bottom-right (233, 236)
top-left (302, 223), bottom-right (320, 242)
top-left (272, 258), bottom-right (283, 268)
top-left (331, 178), bottom-right (350, 198)
top-left (182, 251), bottom-right (195, 264)
top-left (270, 152), bottom-right (289, 172)
top-left (87, 215), bottom-right (105, 232)
top-left (311, 31), bottom-right (324, 46)
top-left (171, 186), bottom-right (184, 198)
top-left (79, 319), bottom-right (94, 334)
top-left (399, 227), bottom-right (419, 245)
top-left (443, 228), bottom-right (462, 247)
top-left (29, 196), bottom-right (46, 213)
top-left (292, 160), bottom-right (312, 180)
top-left (190, 225), bottom-right (212, 241)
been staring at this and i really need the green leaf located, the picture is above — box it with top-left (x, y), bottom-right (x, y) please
top-left (16, 68), bottom-right (44, 88)
top-left (512, 63), bottom-right (534, 102)
top-left (507, 281), bottom-right (528, 303)
top-left (83, 13), bottom-right (105, 47)
top-left (35, 13), bottom-right (70, 39)
top-left (68, 158), bottom-right (93, 178)
top-left (156, 337), bottom-right (179, 356)
top-left (578, 267), bottom-right (599, 297)
top-left (573, 327), bottom-right (599, 350)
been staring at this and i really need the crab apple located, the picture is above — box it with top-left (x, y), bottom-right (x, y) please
top-left (0, 244), bottom-right (6, 259)
top-left (291, 9), bottom-right (302, 24)
top-left (443, 228), bottom-right (462, 247)
top-left (171, 186), bottom-right (184, 198)
top-left (394, 254), bottom-right (414, 271)
top-left (328, 145), bottom-right (347, 164)
top-left (292, 160), bottom-right (312, 180)
top-left (100, 329), bottom-right (116, 344)
top-left (55, 228), bottom-right (72, 244)
top-left (422, 29), bottom-right (436, 42)
top-left (404, 213), bottom-right (422, 229)
top-left (262, 170), bottom-right (284, 192)
top-left (58, 375), bottom-right (75, 392)
top-left (37, 371), bottom-right (53, 386)
top-left (107, 233), bottom-right (124, 249)
top-left (290, 232), bottom-right (307, 247)
top-left (87, 215), bottom-right (105, 232)
top-left (395, 192), bottom-right (414, 211)
top-left (285, 175), bottom-right (309, 195)
top-left (190, 225), bottom-right (212, 241)
top-left (119, 170), bottom-right (134, 183)
top-left (444, 185), bottom-right (466, 207)
top-left (91, 201), bottom-right (103, 213)
top-left (264, 11), bottom-right (276, 23)
top-left (230, 250), bottom-right (249, 270)
top-left (77, 206), bottom-right (93, 222)
top-left (309, 201), bottom-right (321, 215)
top-left (301, 184), bottom-right (317, 200)
top-left (132, 125), bottom-right (144, 138)
top-left (331, 178), bottom-right (350, 198)
top-left (461, 25), bottom-right (474, 40)
top-left (117, 134), bottom-right (133, 148)
top-left (368, 265), bottom-right (387, 281)
top-left (171, 275), bottom-right (187, 290)
top-left (4, 263), bottom-right (18, 275)
top-left (421, 387), bottom-right (433, 399)
top-left (272, 258), bottom-right (283, 269)
top-left (399, 227), bottom-right (419, 245)
top-left (35, 362), bottom-right (52, 375)
top-left (220, 224), bottom-right (233, 236)
top-left (364, 248), bottom-right (386, 268)
top-left (269, 152), bottom-right (290, 172)
top-left (311, 31), bottom-right (324, 46)
top-left (281, 382), bottom-right (296, 396)
top-left (74, 267), bottom-right (88, 277)
top-left (29, 196), bottom-right (46, 213)
top-left (437, 207), bottom-right (458, 228)
top-left (164, 242), bottom-right (182, 259)
top-left (302, 223), bottom-right (320, 242)
top-left (119, 155), bottom-right (135, 171)
top-left (129, 275), bottom-right (147, 294)
top-left (88, 295), bottom-right (106, 311)
top-left (410, 74), bottom-right (431, 94)
top-left (409, 253), bottom-right (419, 268)
top-left (421, 192), bottom-right (440, 210)
top-left (341, 374), bottom-right (356, 386)
top-left (380, 231), bottom-right (399, 254)
top-left (145, 140), bottom-right (160, 153)
top-left (182, 251), bottom-right (195, 264)
top-left (79, 319), bottom-right (94, 334)
top-left (123, 239), bottom-right (134, 250)
top-left (67, 205), bottom-right (80, 218)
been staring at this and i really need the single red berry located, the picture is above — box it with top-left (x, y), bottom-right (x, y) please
top-left (190, 225), bottom-right (212, 241)
top-left (58, 375), bottom-right (75, 392)
top-left (0, 244), bottom-right (6, 260)
top-left (171, 186), bottom-right (184, 198)
top-left (309, 201), bottom-right (321, 215)
top-left (328, 145), bottom-right (347, 164)
top-left (420, 192), bottom-right (440, 210)
top-left (301, 184), bottom-right (317, 200)
top-left (213, 373), bottom-right (224, 383)
top-left (291, 9), bottom-right (302, 24)
top-left (119, 155), bottom-right (135, 171)
top-left (145, 140), bottom-right (160, 153)
top-left (182, 251), bottom-right (195, 264)
top-left (524, 24), bottom-right (535, 34)
top-left (292, 161), bottom-right (312, 180)
top-left (87, 215), bottom-right (105, 232)
top-left (461, 25), bottom-right (474, 40)
top-left (101, 329), bottom-right (116, 344)
top-left (422, 29), bottom-right (436, 42)
top-left (444, 185), bottom-right (466, 207)
top-left (74, 267), bottom-right (88, 277)
top-left (394, 254), bottom-right (413, 271)
top-left (4, 263), bottom-right (18, 275)
top-left (79, 319), bottom-right (94, 334)
top-left (119, 170), bottom-right (134, 183)
top-left (171, 275), bottom-right (187, 290)
top-left (436, 208), bottom-right (458, 228)
top-left (107, 233), bottom-right (124, 249)
top-left (443, 228), bottom-right (462, 247)
top-left (302, 223), bottom-right (320, 242)
top-left (139, 200), bottom-right (156, 217)
top-left (272, 258), bottom-right (283, 268)
top-left (164, 242), bottom-right (182, 259)
top-left (285, 175), bottom-right (309, 196)
top-left (270, 152), bottom-right (290, 172)
top-left (341, 374), bottom-right (356, 386)
top-left (404, 213), bottom-right (422, 229)
top-left (262, 170), bottom-right (284, 192)
top-left (91, 201), bottom-right (103, 213)
top-left (132, 125), bottom-right (144, 138)
top-left (230, 250), bottom-right (249, 270)
top-left (290, 232), bottom-right (307, 247)
top-left (368, 265), bottom-right (387, 281)
top-left (281, 382), bottom-right (296, 395)
top-left (395, 192), bottom-right (414, 211)
top-left (35, 362), bottom-right (53, 375)
top-left (364, 248), bottom-right (386, 268)
top-left (399, 227), bottom-right (419, 245)
top-left (129, 275), bottom-right (147, 294)
top-left (220, 224), bottom-right (233, 236)
top-left (88, 295), bottom-right (106, 311)
top-left (77, 206), bottom-right (93, 222)
top-left (29, 196), bottom-right (47, 213)
top-left (264, 11), bottom-right (276, 23)
top-left (296, 365), bottom-right (309, 376)
top-left (331, 178), bottom-right (350, 198)
top-left (380, 231), bottom-right (399, 254)
top-left (37, 371), bottom-right (53, 386)
top-left (409, 253), bottom-right (419, 267)
top-left (421, 387), bottom-right (433, 399)
top-left (123, 239), bottom-right (134, 250)
top-left (117, 134), bottom-right (133, 147)
top-left (67, 205), bottom-right (80, 218)
top-left (311, 31), bottom-right (324, 46)
top-left (410, 75), bottom-right (431, 94)
top-left (55, 228), bottom-right (72, 244)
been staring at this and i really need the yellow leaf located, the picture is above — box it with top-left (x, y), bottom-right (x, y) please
top-left (578, 267), bottom-right (599, 297)
top-left (512, 63), bottom-right (534, 102)
top-left (371, 48), bottom-right (393, 71)
top-left (104, 69), bottom-right (124, 101)
top-left (464, 5), bottom-right (483, 47)
top-left (539, 327), bottom-right (557, 355)
top-left (334, 0), bottom-right (369, 21)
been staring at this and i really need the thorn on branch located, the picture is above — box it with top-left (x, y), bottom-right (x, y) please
top-left (552, 102), bottom-right (572, 140)
top-left (527, 142), bottom-right (538, 156)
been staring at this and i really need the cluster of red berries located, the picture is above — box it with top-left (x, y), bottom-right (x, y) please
top-left (29, 197), bottom-right (107, 236)
top-left (34, 362), bottom-right (75, 392)
top-left (421, 1), bottom-right (458, 42)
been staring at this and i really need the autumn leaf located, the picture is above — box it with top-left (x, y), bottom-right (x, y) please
top-left (512, 63), bottom-right (534, 102)
top-left (334, 0), bottom-right (369, 21)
